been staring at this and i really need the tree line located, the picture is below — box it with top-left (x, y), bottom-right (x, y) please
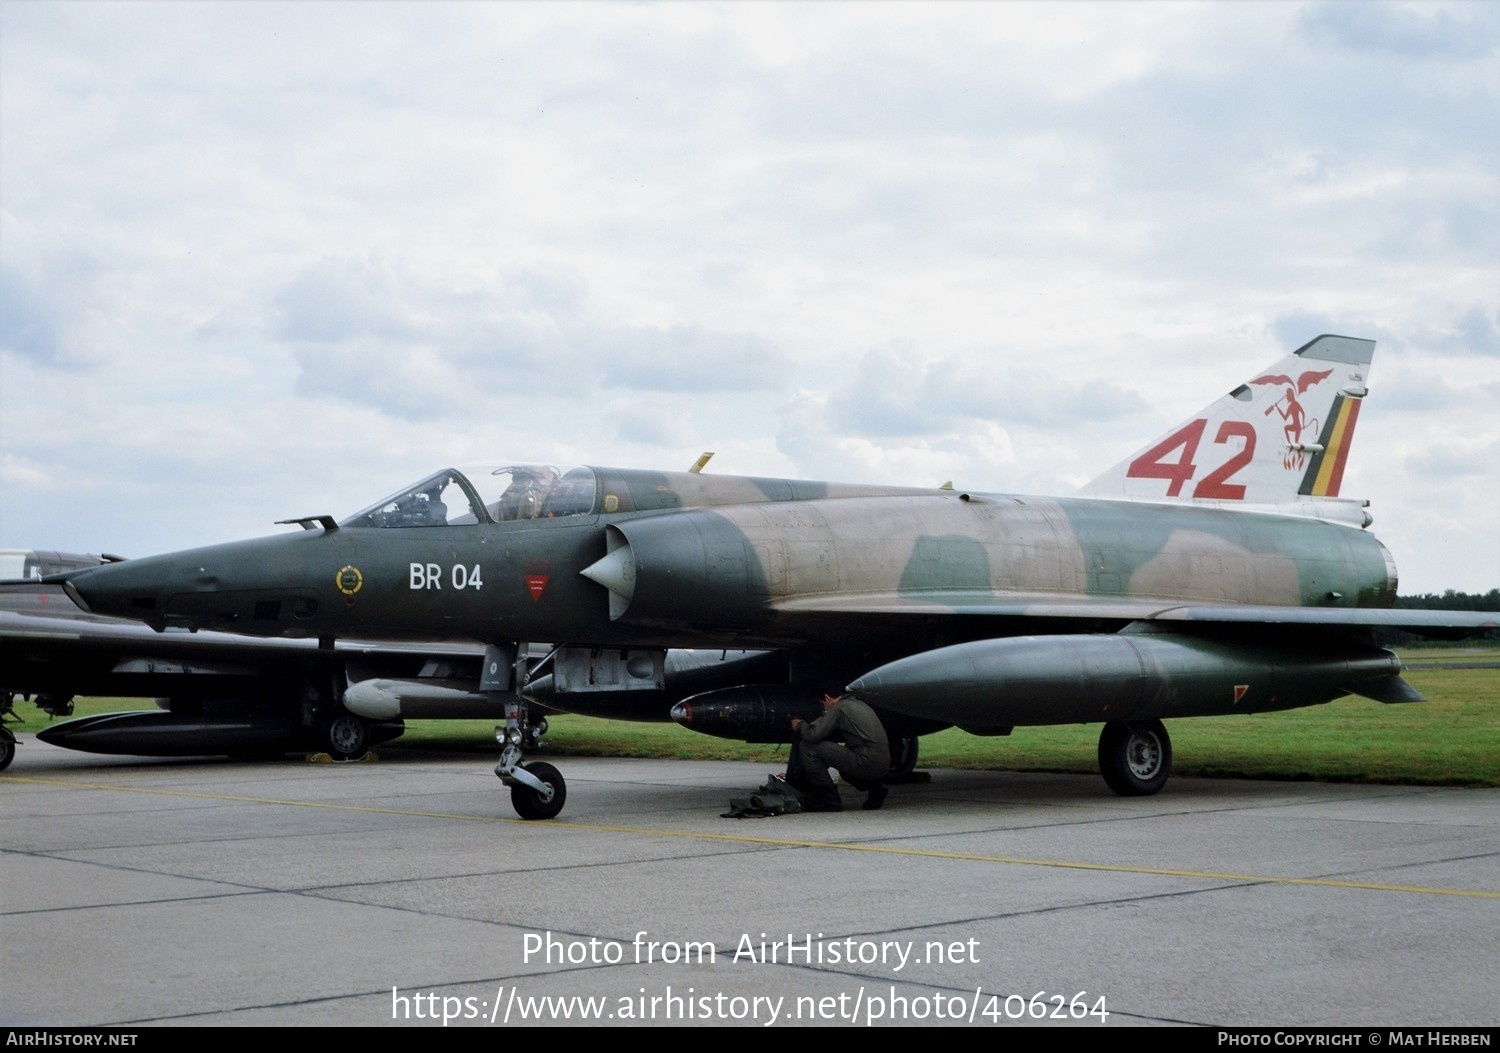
top-left (1381, 590), bottom-right (1500, 645)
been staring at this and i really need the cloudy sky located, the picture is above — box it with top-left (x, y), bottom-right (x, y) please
top-left (2, 1), bottom-right (1496, 594)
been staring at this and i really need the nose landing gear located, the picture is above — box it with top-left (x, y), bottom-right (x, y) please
top-left (488, 643), bottom-right (568, 820)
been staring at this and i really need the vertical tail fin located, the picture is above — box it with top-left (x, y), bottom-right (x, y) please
top-left (1080, 335), bottom-right (1375, 505)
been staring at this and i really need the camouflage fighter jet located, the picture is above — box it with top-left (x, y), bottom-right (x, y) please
top-left (58, 336), bottom-right (1498, 818)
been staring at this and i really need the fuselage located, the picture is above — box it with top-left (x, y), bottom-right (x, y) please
top-left (64, 464), bottom-right (1398, 661)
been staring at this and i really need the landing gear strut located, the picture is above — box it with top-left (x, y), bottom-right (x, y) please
top-left (490, 642), bottom-right (568, 820)
top-left (312, 660), bottom-right (371, 760)
top-left (1098, 719), bottom-right (1172, 796)
top-left (495, 705), bottom-right (567, 820)
top-left (2, 693), bottom-right (23, 770)
top-left (888, 734), bottom-right (919, 779)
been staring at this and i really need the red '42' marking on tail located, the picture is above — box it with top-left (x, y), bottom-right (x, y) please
top-left (1126, 418), bottom-right (1257, 499)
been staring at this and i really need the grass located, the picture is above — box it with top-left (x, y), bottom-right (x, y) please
top-left (9, 648), bottom-right (1497, 787)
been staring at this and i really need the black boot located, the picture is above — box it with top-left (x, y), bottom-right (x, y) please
top-left (805, 790), bottom-right (843, 812)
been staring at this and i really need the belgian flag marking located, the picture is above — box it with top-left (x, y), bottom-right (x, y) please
top-left (1298, 394), bottom-right (1362, 497)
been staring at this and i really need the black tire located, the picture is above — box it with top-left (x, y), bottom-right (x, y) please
top-left (1098, 719), bottom-right (1172, 797)
top-left (321, 712), bottom-right (370, 760)
top-left (0, 727), bottom-right (15, 772)
top-left (511, 761), bottom-right (566, 820)
top-left (888, 735), bottom-right (919, 779)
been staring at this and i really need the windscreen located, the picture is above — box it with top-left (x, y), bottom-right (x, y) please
top-left (341, 465), bottom-right (597, 528)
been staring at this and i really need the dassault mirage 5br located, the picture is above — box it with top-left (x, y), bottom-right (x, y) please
top-left (58, 336), bottom-right (1498, 818)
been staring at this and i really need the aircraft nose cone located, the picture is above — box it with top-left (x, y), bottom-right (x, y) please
top-left (62, 534), bottom-right (332, 635)
top-left (66, 552), bottom-right (231, 620)
top-left (63, 559), bottom-right (171, 620)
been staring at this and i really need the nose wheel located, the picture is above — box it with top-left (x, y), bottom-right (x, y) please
top-left (488, 642), bottom-right (568, 819)
top-left (494, 723), bottom-right (568, 820)
top-left (508, 761), bottom-right (566, 820)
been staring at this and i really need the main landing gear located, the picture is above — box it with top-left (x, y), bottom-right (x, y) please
top-left (489, 643), bottom-right (568, 820)
top-left (319, 709), bottom-right (371, 761)
top-left (888, 734), bottom-right (919, 780)
top-left (1097, 719), bottom-right (1172, 796)
top-left (1, 693), bottom-right (19, 771)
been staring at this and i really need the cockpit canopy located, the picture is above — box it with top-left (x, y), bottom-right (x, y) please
top-left (342, 465), bottom-right (598, 528)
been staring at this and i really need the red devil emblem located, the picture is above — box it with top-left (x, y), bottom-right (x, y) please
top-left (1250, 368), bottom-right (1332, 470)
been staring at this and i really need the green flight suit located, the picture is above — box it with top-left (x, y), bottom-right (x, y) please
top-left (793, 694), bottom-right (891, 792)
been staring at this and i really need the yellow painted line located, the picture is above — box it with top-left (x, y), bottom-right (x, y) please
top-left (8, 773), bottom-right (1497, 900)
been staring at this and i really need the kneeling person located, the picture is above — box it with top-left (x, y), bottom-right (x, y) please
top-left (788, 692), bottom-right (891, 811)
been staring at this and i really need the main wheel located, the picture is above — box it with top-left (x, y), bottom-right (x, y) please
top-left (888, 735), bottom-right (919, 779)
top-left (321, 712), bottom-right (370, 760)
top-left (1098, 719), bottom-right (1172, 797)
top-left (511, 761), bottom-right (566, 820)
top-left (0, 728), bottom-right (15, 772)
